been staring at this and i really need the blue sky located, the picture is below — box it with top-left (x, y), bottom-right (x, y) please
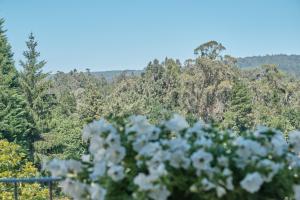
top-left (0, 0), bottom-right (299, 72)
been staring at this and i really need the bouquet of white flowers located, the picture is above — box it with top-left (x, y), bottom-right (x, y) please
top-left (45, 114), bottom-right (300, 200)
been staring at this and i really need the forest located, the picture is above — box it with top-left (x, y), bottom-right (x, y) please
top-left (1, 16), bottom-right (300, 199)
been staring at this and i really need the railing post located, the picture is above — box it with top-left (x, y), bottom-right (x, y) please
top-left (14, 182), bottom-right (18, 200)
top-left (49, 181), bottom-right (53, 200)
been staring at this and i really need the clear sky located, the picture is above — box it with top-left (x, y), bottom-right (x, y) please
top-left (0, 0), bottom-right (300, 72)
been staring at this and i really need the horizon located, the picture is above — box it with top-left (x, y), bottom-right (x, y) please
top-left (48, 53), bottom-right (299, 74)
top-left (1, 0), bottom-right (300, 73)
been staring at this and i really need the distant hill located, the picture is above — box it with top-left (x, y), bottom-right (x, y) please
top-left (237, 54), bottom-right (300, 77)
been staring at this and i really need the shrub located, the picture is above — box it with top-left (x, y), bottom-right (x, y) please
top-left (45, 115), bottom-right (300, 200)
top-left (0, 140), bottom-right (48, 200)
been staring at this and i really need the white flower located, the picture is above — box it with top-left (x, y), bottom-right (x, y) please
top-left (81, 154), bottom-right (90, 162)
top-left (139, 142), bottom-right (161, 157)
top-left (195, 136), bottom-right (213, 148)
top-left (147, 161), bottom-right (167, 176)
top-left (148, 185), bottom-right (171, 200)
top-left (222, 168), bottom-right (232, 176)
top-left (132, 135), bottom-right (148, 152)
top-left (148, 127), bottom-right (161, 140)
top-left (235, 137), bottom-right (267, 157)
top-left (226, 176), bottom-right (234, 190)
top-left (106, 133), bottom-right (121, 147)
top-left (253, 125), bottom-right (270, 138)
top-left (65, 160), bottom-right (83, 174)
top-left (257, 159), bottom-right (283, 182)
top-left (216, 186), bottom-right (226, 198)
top-left (92, 148), bottom-right (106, 163)
top-left (89, 183), bottom-right (106, 200)
top-left (105, 146), bottom-right (126, 164)
top-left (45, 159), bottom-right (68, 177)
top-left (191, 149), bottom-right (213, 174)
top-left (165, 114), bottom-right (189, 132)
top-left (126, 115), bottom-right (157, 139)
top-left (90, 161), bottom-right (106, 180)
top-left (82, 121), bottom-right (101, 142)
top-left (167, 138), bottom-right (190, 152)
top-left (240, 172), bottom-right (264, 193)
top-left (234, 137), bottom-right (267, 168)
top-left (82, 119), bottom-right (116, 142)
top-left (287, 153), bottom-right (300, 168)
top-left (271, 133), bottom-right (288, 156)
top-left (217, 156), bottom-right (229, 167)
top-left (293, 185), bottom-right (300, 200)
top-left (134, 173), bottom-right (159, 190)
top-left (187, 121), bottom-right (205, 136)
top-left (127, 115), bottom-right (149, 130)
top-left (168, 150), bottom-right (190, 169)
top-left (201, 178), bottom-right (215, 191)
top-left (107, 165), bottom-right (125, 181)
top-left (289, 131), bottom-right (300, 153)
top-left (60, 178), bottom-right (87, 200)
top-left (89, 135), bottom-right (105, 155)
top-left (189, 184), bottom-right (198, 192)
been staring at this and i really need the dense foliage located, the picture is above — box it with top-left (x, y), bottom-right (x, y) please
top-left (46, 115), bottom-right (300, 200)
top-left (50, 57), bottom-right (300, 133)
top-left (0, 140), bottom-right (48, 199)
top-left (0, 17), bottom-right (300, 199)
top-left (0, 19), bottom-right (37, 158)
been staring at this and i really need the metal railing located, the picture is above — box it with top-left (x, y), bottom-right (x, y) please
top-left (0, 177), bottom-right (61, 200)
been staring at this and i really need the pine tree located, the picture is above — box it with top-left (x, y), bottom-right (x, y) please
top-left (0, 18), bottom-right (18, 88)
top-left (19, 33), bottom-right (56, 133)
top-left (223, 81), bottom-right (254, 132)
top-left (0, 19), bottom-right (36, 157)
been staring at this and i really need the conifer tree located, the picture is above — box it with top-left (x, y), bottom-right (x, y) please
top-left (223, 81), bottom-right (254, 132)
top-left (0, 18), bottom-right (18, 88)
top-left (0, 19), bottom-right (36, 156)
top-left (19, 33), bottom-right (56, 133)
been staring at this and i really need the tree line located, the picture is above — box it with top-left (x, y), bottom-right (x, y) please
top-left (0, 18), bottom-right (300, 168)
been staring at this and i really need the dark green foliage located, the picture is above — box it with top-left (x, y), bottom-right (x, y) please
top-left (0, 19), bottom-right (36, 158)
top-left (34, 113), bottom-right (84, 161)
top-left (0, 18), bottom-right (18, 88)
top-left (0, 87), bottom-right (36, 152)
top-left (223, 81), bottom-right (254, 132)
top-left (19, 33), bottom-right (56, 133)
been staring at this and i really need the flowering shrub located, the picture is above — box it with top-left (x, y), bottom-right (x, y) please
top-left (45, 114), bottom-right (300, 200)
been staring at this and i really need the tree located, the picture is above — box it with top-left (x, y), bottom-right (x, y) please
top-left (194, 40), bottom-right (226, 60)
top-left (0, 19), bottom-right (36, 157)
top-left (179, 57), bottom-right (235, 121)
top-left (19, 33), bottom-right (56, 133)
top-left (0, 88), bottom-right (35, 151)
top-left (246, 64), bottom-right (300, 132)
top-left (0, 18), bottom-right (18, 88)
top-left (224, 55), bottom-right (237, 66)
top-left (223, 81), bottom-right (254, 132)
top-left (34, 114), bottom-right (85, 161)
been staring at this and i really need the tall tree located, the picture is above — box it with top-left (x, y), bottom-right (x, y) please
top-left (0, 18), bottom-right (18, 88)
top-left (19, 33), bottom-right (55, 133)
top-left (194, 40), bottom-right (225, 60)
top-left (0, 19), bottom-right (36, 156)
